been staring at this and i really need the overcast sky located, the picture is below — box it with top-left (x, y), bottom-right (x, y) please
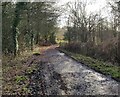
top-left (57, 0), bottom-right (119, 28)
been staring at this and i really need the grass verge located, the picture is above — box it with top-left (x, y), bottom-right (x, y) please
top-left (58, 48), bottom-right (120, 82)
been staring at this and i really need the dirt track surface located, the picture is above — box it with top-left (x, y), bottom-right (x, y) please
top-left (28, 45), bottom-right (119, 95)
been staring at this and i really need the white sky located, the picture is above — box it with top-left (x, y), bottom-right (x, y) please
top-left (57, 0), bottom-right (119, 28)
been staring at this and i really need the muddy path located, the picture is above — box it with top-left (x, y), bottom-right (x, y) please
top-left (28, 45), bottom-right (119, 95)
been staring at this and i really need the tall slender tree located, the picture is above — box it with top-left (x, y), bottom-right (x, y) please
top-left (12, 2), bottom-right (26, 56)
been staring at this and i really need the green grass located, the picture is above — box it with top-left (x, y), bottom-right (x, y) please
top-left (59, 49), bottom-right (120, 82)
top-left (15, 75), bottom-right (27, 84)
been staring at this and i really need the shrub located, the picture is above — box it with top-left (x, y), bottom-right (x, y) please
top-left (62, 38), bottom-right (118, 64)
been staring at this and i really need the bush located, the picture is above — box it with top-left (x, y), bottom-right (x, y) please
top-left (61, 38), bottom-right (118, 64)
top-left (63, 42), bottom-right (82, 53)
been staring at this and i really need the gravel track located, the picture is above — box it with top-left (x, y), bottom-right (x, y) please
top-left (28, 46), bottom-right (119, 95)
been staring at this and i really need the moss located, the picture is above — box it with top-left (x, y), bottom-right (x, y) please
top-left (60, 49), bottom-right (120, 82)
top-left (21, 84), bottom-right (30, 93)
top-left (15, 75), bottom-right (27, 84)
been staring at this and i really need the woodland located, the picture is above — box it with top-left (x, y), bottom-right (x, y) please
top-left (2, 1), bottom-right (120, 95)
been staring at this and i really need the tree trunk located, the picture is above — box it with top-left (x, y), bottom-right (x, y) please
top-left (31, 33), bottom-right (34, 51)
top-left (12, 2), bottom-right (25, 57)
top-left (12, 28), bottom-right (17, 56)
top-left (117, 29), bottom-right (120, 63)
top-left (117, 1), bottom-right (120, 63)
top-left (12, 13), bottom-right (20, 57)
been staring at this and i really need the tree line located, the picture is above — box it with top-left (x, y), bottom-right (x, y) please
top-left (63, 1), bottom-right (120, 64)
top-left (2, 2), bottom-right (59, 57)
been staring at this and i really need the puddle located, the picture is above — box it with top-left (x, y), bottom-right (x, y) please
top-left (57, 52), bottom-right (65, 56)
